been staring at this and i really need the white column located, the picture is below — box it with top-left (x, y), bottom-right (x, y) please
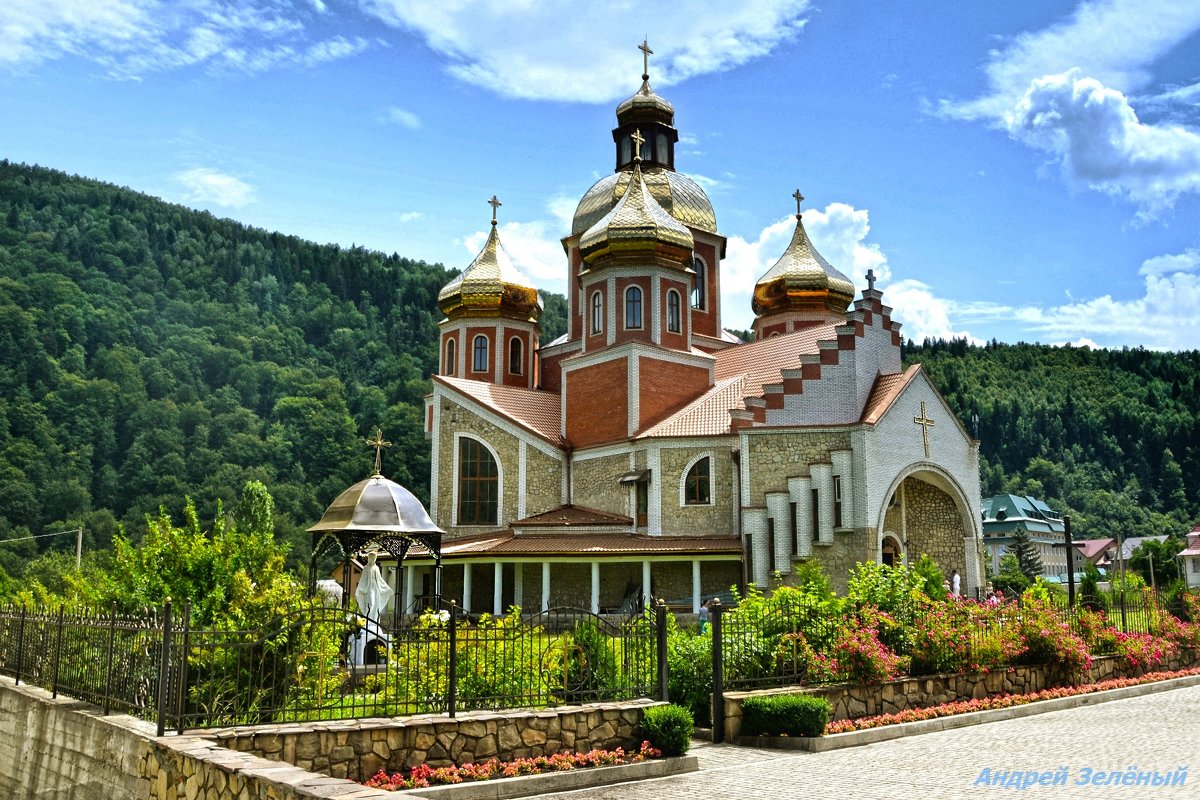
top-left (789, 476), bottom-right (814, 557)
top-left (462, 563), bottom-right (472, 612)
top-left (766, 491), bottom-right (791, 573)
top-left (590, 562), bottom-right (601, 614)
top-left (404, 565), bottom-right (415, 613)
top-left (493, 561), bottom-right (504, 616)
top-left (743, 507), bottom-right (770, 586)
top-left (541, 562), bottom-right (551, 611)
top-left (964, 535), bottom-right (980, 598)
top-left (642, 560), bottom-right (652, 608)
top-left (692, 560), bottom-right (702, 614)
top-left (831, 450), bottom-right (854, 528)
top-left (514, 563), bottom-right (524, 610)
top-left (811, 463), bottom-right (834, 544)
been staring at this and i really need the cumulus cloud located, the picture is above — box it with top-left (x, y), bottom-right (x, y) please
top-left (382, 106), bottom-right (422, 129)
top-left (462, 220), bottom-right (566, 289)
top-left (1138, 248), bottom-right (1200, 276)
top-left (360, 0), bottom-right (812, 101)
top-left (175, 167), bottom-right (257, 209)
top-left (942, 0), bottom-right (1200, 214)
top-left (0, 0), bottom-right (373, 76)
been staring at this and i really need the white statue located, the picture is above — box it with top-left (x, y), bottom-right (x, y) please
top-left (350, 551), bottom-right (393, 666)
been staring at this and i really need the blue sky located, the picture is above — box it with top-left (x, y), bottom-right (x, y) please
top-left (2, 0), bottom-right (1199, 349)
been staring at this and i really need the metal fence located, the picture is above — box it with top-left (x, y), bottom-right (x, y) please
top-left (0, 601), bottom-right (667, 734)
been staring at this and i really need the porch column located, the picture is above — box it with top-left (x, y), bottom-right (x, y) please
top-left (541, 562), bottom-right (551, 611)
top-left (642, 560), bottom-right (652, 609)
top-left (404, 565), bottom-right (415, 613)
top-left (590, 562), bottom-right (600, 614)
top-left (493, 561), bottom-right (503, 616)
top-left (692, 560), bottom-right (702, 613)
top-left (462, 562), bottom-right (472, 612)
top-left (514, 563), bottom-right (524, 610)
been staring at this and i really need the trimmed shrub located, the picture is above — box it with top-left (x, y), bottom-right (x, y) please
top-left (640, 704), bottom-right (694, 756)
top-left (740, 693), bottom-right (830, 737)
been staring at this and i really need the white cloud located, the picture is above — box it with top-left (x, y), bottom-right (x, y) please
top-left (885, 280), bottom-right (985, 345)
top-left (175, 167), bottom-right (257, 209)
top-left (382, 106), bottom-right (422, 129)
top-left (462, 219), bottom-right (566, 290)
top-left (0, 0), bottom-right (372, 76)
top-left (396, 211), bottom-right (425, 223)
top-left (1138, 248), bottom-right (1200, 276)
top-left (942, 0), bottom-right (1200, 214)
top-left (360, 0), bottom-right (812, 101)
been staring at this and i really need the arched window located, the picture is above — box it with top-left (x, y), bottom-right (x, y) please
top-left (457, 437), bottom-right (498, 525)
top-left (656, 132), bottom-right (668, 164)
top-left (590, 290), bottom-right (603, 335)
top-left (684, 457), bottom-right (711, 505)
top-left (508, 337), bottom-right (523, 375)
top-left (445, 338), bottom-right (456, 376)
top-left (472, 335), bottom-right (489, 373)
top-left (621, 136), bottom-right (632, 165)
top-left (666, 290), bottom-right (681, 333)
top-left (691, 256), bottom-right (706, 309)
top-left (625, 286), bottom-right (643, 329)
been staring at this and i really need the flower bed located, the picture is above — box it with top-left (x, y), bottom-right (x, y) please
top-left (824, 667), bottom-right (1200, 734)
top-left (361, 742), bottom-right (663, 791)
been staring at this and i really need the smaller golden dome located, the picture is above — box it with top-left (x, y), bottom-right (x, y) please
top-left (438, 202), bottom-right (541, 323)
top-left (579, 158), bottom-right (694, 266)
top-left (616, 76), bottom-right (675, 125)
top-left (753, 194), bottom-right (855, 318)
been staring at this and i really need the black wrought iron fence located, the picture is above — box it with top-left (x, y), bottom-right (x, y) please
top-left (0, 601), bottom-right (667, 734)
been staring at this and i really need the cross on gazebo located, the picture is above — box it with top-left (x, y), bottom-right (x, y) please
top-left (365, 428), bottom-right (392, 475)
top-left (793, 189), bottom-right (804, 216)
top-left (639, 38), bottom-right (653, 77)
top-left (913, 401), bottom-right (936, 459)
top-left (488, 194), bottom-right (502, 225)
top-left (631, 128), bottom-right (645, 160)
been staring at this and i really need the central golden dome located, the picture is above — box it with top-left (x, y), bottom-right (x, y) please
top-left (572, 167), bottom-right (717, 236)
top-left (579, 160), bottom-right (694, 266)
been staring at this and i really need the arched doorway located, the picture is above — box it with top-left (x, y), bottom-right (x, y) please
top-left (881, 534), bottom-right (903, 568)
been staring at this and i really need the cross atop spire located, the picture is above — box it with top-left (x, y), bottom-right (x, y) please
top-left (639, 38), bottom-right (653, 79)
top-left (631, 128), bottom-right (645, 161)
top-left (488, 194), bottom-right (502, 226)
top-left (792, 189), bottom-right (805, 217)
top-left (365, 428), bottom-right (392, 475)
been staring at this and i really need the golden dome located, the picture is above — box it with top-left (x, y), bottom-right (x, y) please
top-left (753, 200), bottom-right (855, 318)
top-left (616, 76), bottom-right (675, 125)
top-left (572, 166), bottom-right (716, 236)
top-left (438, 213), bottom-right (541, 323)
top-left (579, 160), bottom-right (694, 265)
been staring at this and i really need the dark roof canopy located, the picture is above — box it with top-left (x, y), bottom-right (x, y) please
top-left (308, 473), bottom-right (443, 562)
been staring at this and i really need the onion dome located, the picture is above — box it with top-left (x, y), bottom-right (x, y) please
top-left (579, 156), bottom-right (694, 265)
top-left (752, 192), bottom-right (855, 318)
top-left (437, 197), bottom-right (542, 323)
top-left (308, 473), bottom-right (443, 536)
top-left (572, 168), bottom-right (716, 236)
top-left (616, 75), bottom-right (675, 126)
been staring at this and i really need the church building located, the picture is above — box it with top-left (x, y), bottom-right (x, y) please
top-left (404, 45), bottom-right (984, 616)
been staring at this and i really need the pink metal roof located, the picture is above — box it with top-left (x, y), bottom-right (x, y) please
top-left (435, 375), bottom-right (563, 445)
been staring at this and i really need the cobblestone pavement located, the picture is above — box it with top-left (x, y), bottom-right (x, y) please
top-left (541, 684), bottom-right (1200, 800)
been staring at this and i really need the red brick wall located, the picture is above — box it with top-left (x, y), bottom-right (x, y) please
top-left (501, 329), bottom-right (533, 388)
top-left (659, 276), bottom-right (690, 351)
top-left (566, 358), bottom-right (629, 447)
top-left (690, 241), bottom-right (719, 338)
top-left (465, 326), bottom-right (494, 379)
top-left (614, 277), bottom-right (651, 345)
top-left (638, 356), bottom-right (710, 429)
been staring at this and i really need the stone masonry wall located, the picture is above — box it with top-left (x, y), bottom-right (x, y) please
top-left (744, 430), bottom-right (852, 503)
top-left (0, 676), bottom-right (657, 799)
top-left (657, 446), bottom-right (735, 536)
top-left (722, 651), bottom-right (1200, 740)
top-left (903, 477), bottom-right (968, 580)
top-left (572, 452), bottom-right (634, 519)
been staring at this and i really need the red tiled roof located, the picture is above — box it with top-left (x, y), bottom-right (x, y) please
top-left (713, 325), bottom-right (833, 397)
top-left (860, 365), bottom-right (922, 425)
top-left (639, 375), bottom-right (747, 438)
top-left (435, 376), bottom-right (563, 445)
top-left (513, 504), bottom-right (632, 527)
top-left (1073, 538), bottom-right (1115, 558)
top-left (436, 532), bottom-right (743, 558)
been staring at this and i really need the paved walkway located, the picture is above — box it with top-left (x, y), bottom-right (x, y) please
top-left (541, 684), bottom-right (1200, 799)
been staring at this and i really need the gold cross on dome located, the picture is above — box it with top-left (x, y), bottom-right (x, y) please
top-left (488, 194), bottom-right (502, 224)
top-left (365, 428), bottom-right (392, 475)
top-left (793, 189), bottom-right (805, 216)
top-left (913, 401), bottom-right (936, 459)
top-left (631, 128), bottom-right (645, 160)
top-left (639, 39), bottom-right (653, 76)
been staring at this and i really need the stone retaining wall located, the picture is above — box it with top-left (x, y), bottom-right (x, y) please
top-left (0, 675), bottom-right (656, 799)
top-left (721, 651), bottom-right (1200, 741)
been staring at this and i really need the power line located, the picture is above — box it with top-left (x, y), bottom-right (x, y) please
top-left (1, 528), bottom-right (84, 543)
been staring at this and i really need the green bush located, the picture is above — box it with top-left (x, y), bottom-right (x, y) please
top-left (666, 629), bottom-right (712, 725)
top-left (640, 704), bottom-right (694, 756)
top-left (740, 693), bottom-right (829, 737)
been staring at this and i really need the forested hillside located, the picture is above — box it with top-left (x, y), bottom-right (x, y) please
top-left (0, 161), bottom-right (565, 579)
top-left (908, 339), bottom-right (1200, 540)
top-left (1, 162), bottom-right (1196, 591)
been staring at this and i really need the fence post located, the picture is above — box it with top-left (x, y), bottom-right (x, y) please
top-left (14, 604), bottom-right (26, 687)
top-left (655, 599), bottom-right (669, 702)
top-left (156, 598), bottom-right (173, 737)
top-left (176, 600), bottom-right (191, 734)
top-left (103, 602), bottom-right (117, 715)
top-left (51, 605), bottom-right (65, 699)
top-left (447, 601), bottom-right (458, 719)
top-left (711, 599), bottom-right (725, 744)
